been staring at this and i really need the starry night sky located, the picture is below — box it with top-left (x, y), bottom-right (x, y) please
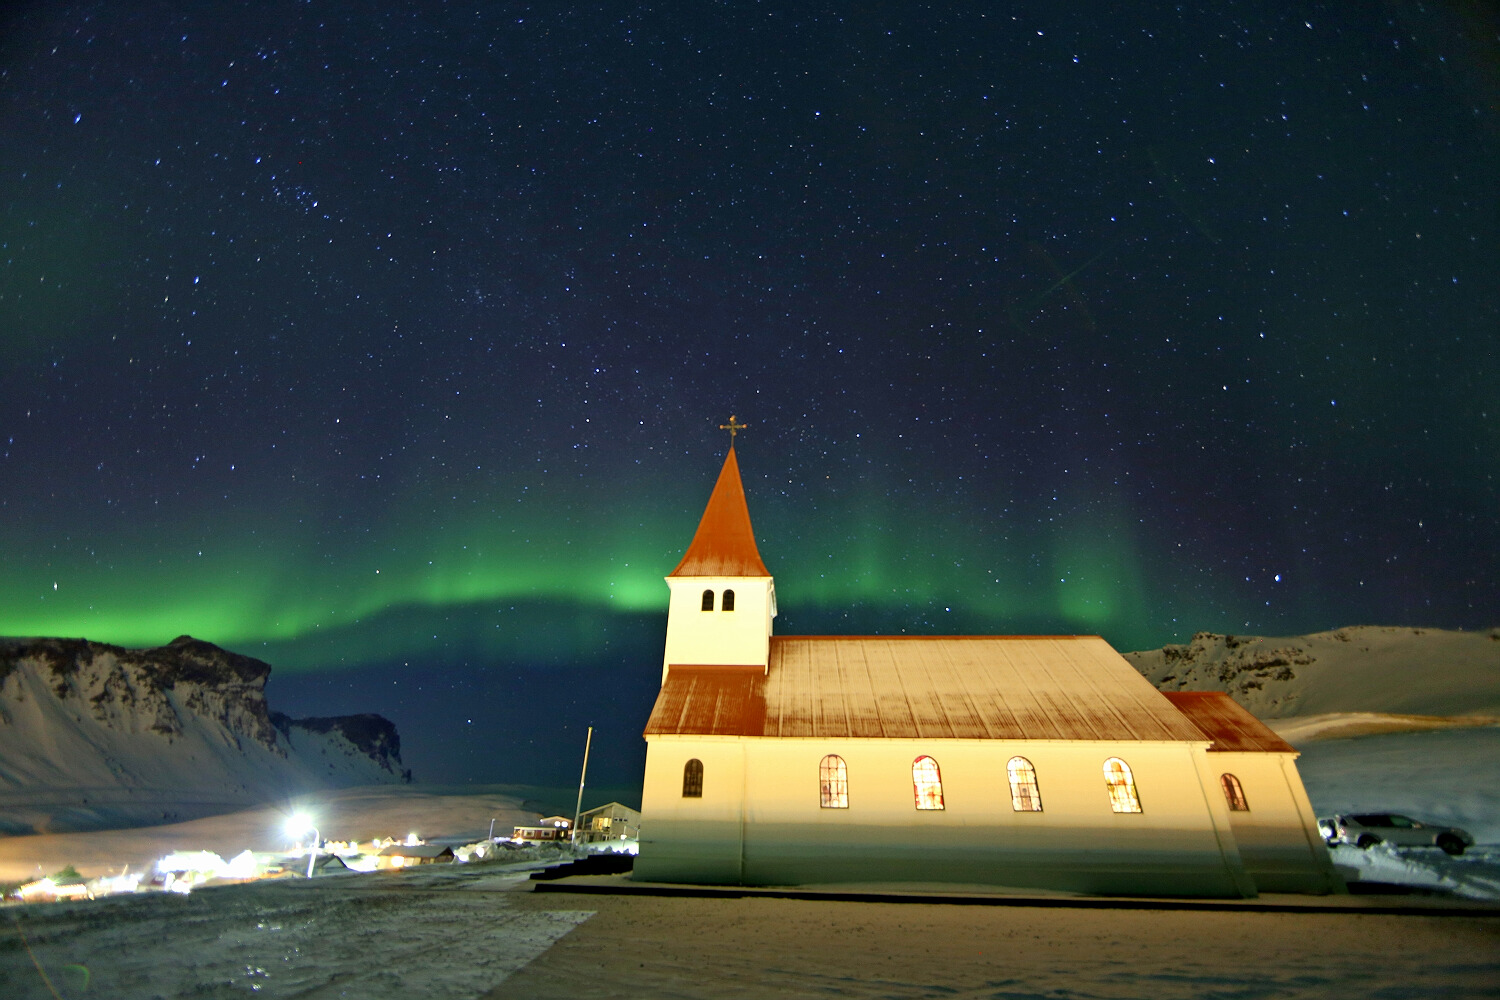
top-left (3, 3), bottom-right (1496, 788)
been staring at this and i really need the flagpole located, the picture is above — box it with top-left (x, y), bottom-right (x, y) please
top-left (571, 725), bottom-right (593, 850)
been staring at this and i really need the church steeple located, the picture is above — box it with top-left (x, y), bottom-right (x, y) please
top-left (660, 432), bottom-right (776, 682)
top-left (669, 445), bottom-right (769, 578)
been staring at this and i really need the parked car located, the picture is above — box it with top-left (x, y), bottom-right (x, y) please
top-left (1319, 813), bottom-right (1474, 855)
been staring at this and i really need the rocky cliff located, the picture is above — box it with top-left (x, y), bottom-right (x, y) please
top-left (0, 635), bottom-right (410, 835)
top-left (1124, 625), bottom-right (1500, 719)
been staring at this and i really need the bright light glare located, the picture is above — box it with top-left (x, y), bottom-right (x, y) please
top-left (286, 813), bottom-right (315, 837)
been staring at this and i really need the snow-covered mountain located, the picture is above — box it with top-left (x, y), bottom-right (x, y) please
top-left (0, 635), bottom-right (410, 835)
top-left (1124, 625), bottom-right (1500, 719)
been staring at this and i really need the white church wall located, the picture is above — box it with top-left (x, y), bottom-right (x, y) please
top-left (660, 577), bottom-right (774, 679)
top-left (637, 737), bottom-right (747, 883)
top-left (637, 736), bottom-right (1257, 897)
top-left (1210, 752), bottom-right (1343, 893)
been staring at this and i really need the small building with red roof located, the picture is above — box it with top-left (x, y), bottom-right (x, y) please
top-left (635, 436), bottom-right (1340, 897)
top-left (1162, 691), bottom-right (1334, 893)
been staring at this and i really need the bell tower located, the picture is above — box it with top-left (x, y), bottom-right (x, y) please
top-left (660, 419), bottom-right (776, 683)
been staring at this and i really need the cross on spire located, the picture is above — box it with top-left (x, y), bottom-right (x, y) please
top-left (719, 414), bottom-right (748, 441)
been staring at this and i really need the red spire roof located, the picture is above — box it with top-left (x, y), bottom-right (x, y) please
top-left (669, 446), bottom-right (770, 577)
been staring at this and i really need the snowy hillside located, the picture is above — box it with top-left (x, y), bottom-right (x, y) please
top-left (1124, 625), bottom-right (1500, 719)
top-left (0, 636), bottom-right (410, 835)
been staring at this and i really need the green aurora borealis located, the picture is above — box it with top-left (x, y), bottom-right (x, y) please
top-left (3, 444), bottom-right (1377, 672)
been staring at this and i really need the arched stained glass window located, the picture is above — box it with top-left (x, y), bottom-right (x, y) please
top-left (682, 758), bottom-right (704, 798)
top-left (1103, 757), bottom-right (1142, 813)
top-left (700, 589), bottom-right (715, 611)
top-left (1007, 756), bottom-right (1043, 812)
top-left (912, 756), bottom-right (944, 810)
top-left (722, 589), bottom-right (735, 611)
top-left (819, 754), bottom-right (848, 808)
top-left (1220, 773), bottom-right (1249, 812)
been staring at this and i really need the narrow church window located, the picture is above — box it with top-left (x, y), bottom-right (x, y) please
top-left (912, 756), bottom-right (944, 810)
top-left (1220, 773), bottom-right (1249, 812)
top-left (1103, 757), bottom-right (1142, 813)
top-left (683, 759), bottom-right (704, 798)
top-left (820, 754), bottom-right (848, 808)
top-left (701, 589), bottom-right (715, 611)
top-left (1007, 756), bottom-right (1043, 812)
top-left (722, 589), bottom-right (735, 611)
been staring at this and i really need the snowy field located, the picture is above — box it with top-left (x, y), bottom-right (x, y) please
top-left (1295, 726), bottom-right (1500, 898)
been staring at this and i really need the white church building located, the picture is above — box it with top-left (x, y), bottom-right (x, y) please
top-left (635, 442), bottom-right (1341, 897)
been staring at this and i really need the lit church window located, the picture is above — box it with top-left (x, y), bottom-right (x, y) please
top-left (722, 589), bottom-right (735, 611)
top-left (1103, 757), bottom-right (1142, 813)
top-left (819, 754), bottom-right (848, 808)
top-left (1220, 773), bottom-right (1249, 811)
top-left (683, 758), bottom-right (704, 797)
top-left (912, 756), bottom-right (944, 810)
top-left (701, 589), bottom-right (714, 611)
top-left (1007, 756), bottom-right (1042, 812)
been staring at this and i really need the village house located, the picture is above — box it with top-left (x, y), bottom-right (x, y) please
top-left (15, 874), bottom-right (90, 903)
top-left (635, 439), bottom-right (1341, 898)
top-left (376, 844), bottom-right (455, 868)
top-left (577, 802), bottom-right (642, 844)
top-left (511, 816), bottom-right (573, 844)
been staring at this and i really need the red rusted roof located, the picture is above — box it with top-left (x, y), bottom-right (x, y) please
top-left (645, 635), bottom-right (1209, 741)
top-left (642, 666), bottom-right (767, 736)
top-left (668, 446), bottom-right (770, 577)
top-left (1161, 691), bottom-right (1297, 753)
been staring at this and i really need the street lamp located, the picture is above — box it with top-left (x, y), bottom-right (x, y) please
top-left (287, 814), bottom-right (320, 878)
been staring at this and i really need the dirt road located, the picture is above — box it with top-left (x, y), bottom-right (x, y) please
top-left (487, 885), bottom-right (1500, 999)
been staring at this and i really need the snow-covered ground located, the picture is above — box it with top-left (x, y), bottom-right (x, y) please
top-left (2, 864), bottom-right (591, 999)
top-left (7, 865), bottom-right (1497, 1000)
top-left (1295, 727), bottom-right (1500, 843)
top-left (1293, 726), bottom-right (1500, 898)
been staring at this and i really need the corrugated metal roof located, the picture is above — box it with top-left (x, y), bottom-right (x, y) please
top-left (645, 636), bottom-right (1210, 742)
top-left (1161, 691), bottom-right (1298, 753)
top-left (643, 666), bottom-right (766, 736)
top-left (668, 446), bottom-right (770, 578)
